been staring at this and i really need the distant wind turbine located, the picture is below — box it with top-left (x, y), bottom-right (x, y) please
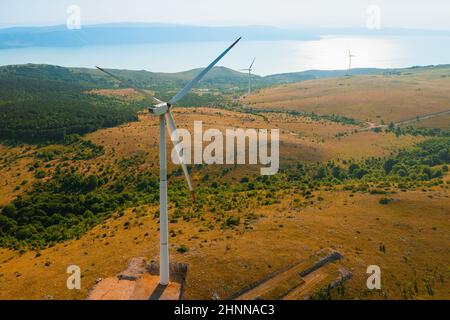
top-left (96, 37), bottom-right (241, 286)
top-left (348, 49), bottom-right (356, 74)
top-left (240, 57), bottom-right (256, 95)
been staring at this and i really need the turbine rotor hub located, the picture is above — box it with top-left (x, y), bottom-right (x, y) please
top-left (149, 102), bottom-right (169, 116)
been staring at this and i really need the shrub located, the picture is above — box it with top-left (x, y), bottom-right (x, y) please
top-left (176, 245), bottom-right (188, 254)
top-left (223, 216), bottom-right (240, 228)
top-left (379, 198), bottom-right (393, 205)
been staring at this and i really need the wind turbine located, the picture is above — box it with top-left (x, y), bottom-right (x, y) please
top-left (96, 37), bottom-right (241, 286)
top-left (240, 57), bottom-right (256, 95)
top-left (348, 49), bottom-right (355, 74)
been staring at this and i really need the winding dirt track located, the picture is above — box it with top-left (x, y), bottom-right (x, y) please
top-left (395, 109), bottom-right (450, 126)
top-left (361, 109), bottom-right (450, 131)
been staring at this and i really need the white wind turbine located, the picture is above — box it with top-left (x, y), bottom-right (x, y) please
top-left (96, 37), bottom-right (241, 286)
top-left (240, 57), bottom-right (256, 95)
top-left (348, 49), bottom-right (355, 74)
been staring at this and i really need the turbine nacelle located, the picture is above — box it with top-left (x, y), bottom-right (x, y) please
top-left (149, 102), bottom-right (170, 116)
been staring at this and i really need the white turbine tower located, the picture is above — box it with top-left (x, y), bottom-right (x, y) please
top-left (240, 57), bottom-right (256, 95)
top-left (96, 37), bottom-right (241, 286)
top-left (348, 49), bottom-right (355, 74)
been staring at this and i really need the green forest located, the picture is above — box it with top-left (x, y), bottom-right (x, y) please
top-left (0, 75), bottom-right (146, 144)
top-left (0, 64), bottom-right (244, 145)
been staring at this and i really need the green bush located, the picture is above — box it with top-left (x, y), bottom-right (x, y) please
top-left (176, 245), bottom-right (188, 254)
top-left (379, 198), bottom-right (393, 205)
top-left (223, 216), bottom-right (240, 228)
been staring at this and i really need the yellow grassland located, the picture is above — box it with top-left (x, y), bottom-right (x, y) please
top-left (0, 188), bottom-right (448, 300)
top-left (242, 68), bottom-right (450, 125)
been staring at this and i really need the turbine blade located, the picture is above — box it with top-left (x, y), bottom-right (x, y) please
top-left (249, 57), bottom-right (256, 69)
top-left (168, 37), bottom-right (242, 105)
top-left (95, 66), bottom-right (163, 104)
top-left (165, 111), bottom-right (195, 200)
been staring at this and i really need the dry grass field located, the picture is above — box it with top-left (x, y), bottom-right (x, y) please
top-left (88, 108), bottom-right (420, 166)
top-left (88, 88), bottom-right (147, 102)
top-left (0, 186), bottom-right (448, 300)
top-left (0, 145), bottom-right (37, 206)
top-left (242, 66), bottom-right (450, 125)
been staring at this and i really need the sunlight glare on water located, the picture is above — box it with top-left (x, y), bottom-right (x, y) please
top-left (298, 37), bottom-right (398, 70)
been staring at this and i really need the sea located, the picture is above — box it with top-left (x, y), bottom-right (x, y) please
top-left (1, 35), bottom-right (450, 75)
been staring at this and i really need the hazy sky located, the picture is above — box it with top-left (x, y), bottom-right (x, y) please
top-left (1, 0), bottom-right (450, 29)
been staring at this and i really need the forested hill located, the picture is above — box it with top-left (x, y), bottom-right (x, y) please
top-left (0, 64), bottom-right (252, 97)
top-left (3, 63), bottom-right (445, 89)
top-left (0, 68), bottom-right (145, 144)
top-left (0, 65), bottom-right (252, 145)
top-left (3, 63), bottom-right (442, 93)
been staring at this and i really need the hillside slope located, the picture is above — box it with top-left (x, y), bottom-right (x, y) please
top-left (243, 65), bottom-right (450, 125)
